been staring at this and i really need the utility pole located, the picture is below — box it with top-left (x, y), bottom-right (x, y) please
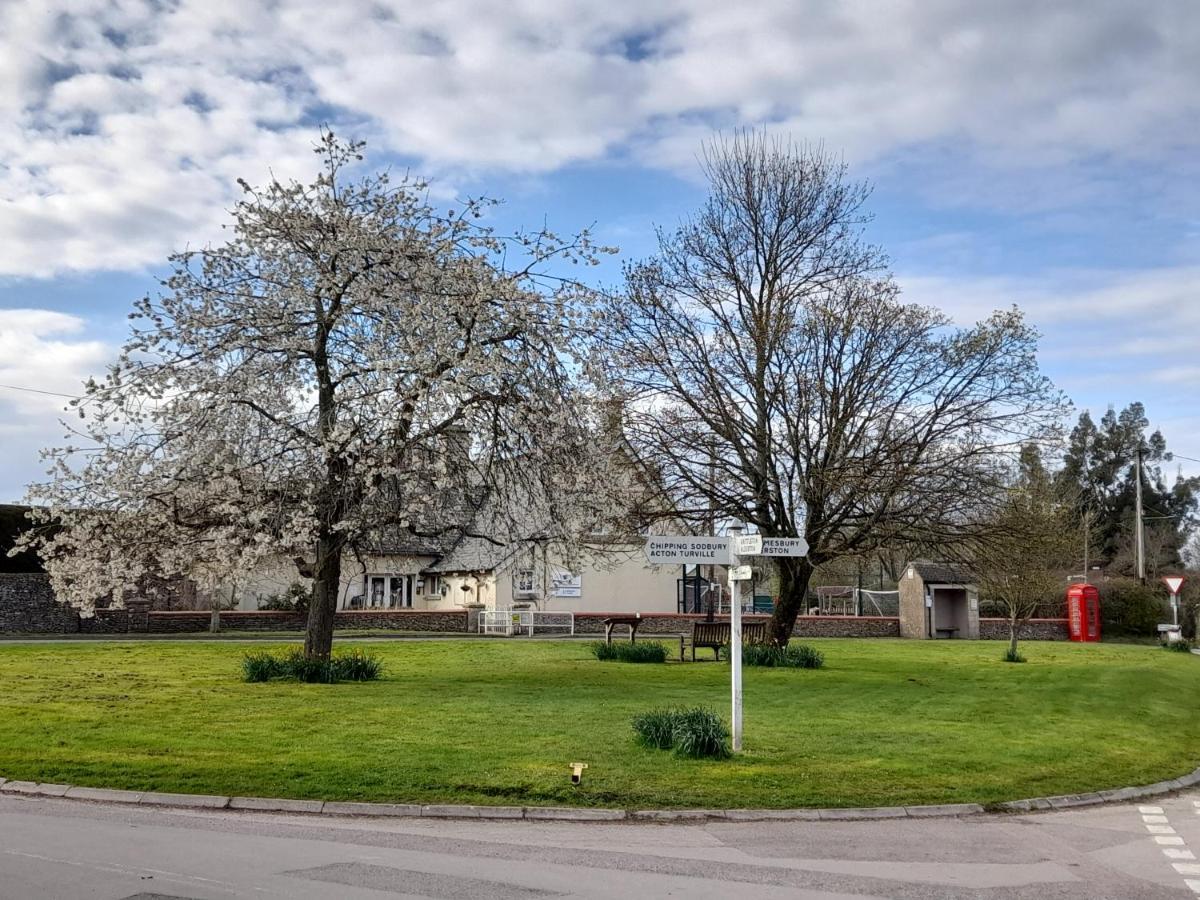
top-left (1082, 508), bottom-right (1090, 584)
top-left (1135, 445), bottom-right (1146, 583)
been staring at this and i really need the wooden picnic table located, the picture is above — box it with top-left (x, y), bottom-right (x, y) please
top-left (603, 615), bottom-right (643, 644)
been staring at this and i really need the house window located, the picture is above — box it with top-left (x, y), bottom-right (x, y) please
top-left (515, 569), bottom-right (535, 595)
top-left (366, 574), bottom-right (412, 608)
top-left (423, 575), bottom-right (441, 597)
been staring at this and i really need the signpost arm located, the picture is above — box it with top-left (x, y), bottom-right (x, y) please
top-left (729, 528), bottom-right (742, 752)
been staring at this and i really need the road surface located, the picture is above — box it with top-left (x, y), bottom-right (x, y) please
top-left (3, 792), bottom-right (1200, 898)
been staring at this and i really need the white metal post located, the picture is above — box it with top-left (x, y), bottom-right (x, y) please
top-left (729, 527), bottom-right (743, 752)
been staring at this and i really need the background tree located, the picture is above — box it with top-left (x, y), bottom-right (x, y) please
top-left (22, 132), bottom-right (620, 659)
top-left (1058, 402), bottom-right (1199, 576)
top-left (601, 131), bottom-right (1067, 645)
top-left (975, 446), bottom-right (1077, 660)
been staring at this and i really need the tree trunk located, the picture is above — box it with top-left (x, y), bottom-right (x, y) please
top-left (209, 605), bottom-right (220, 634)
top-left (768, 556), bottom-right (815, 647)
top-left (304, 532), bottom-right (343, 659)
top-left (1008, 614), bottom-right (1020, 658)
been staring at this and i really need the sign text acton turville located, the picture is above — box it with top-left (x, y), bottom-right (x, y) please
top-left (643, 536), bottom-right (732, 565)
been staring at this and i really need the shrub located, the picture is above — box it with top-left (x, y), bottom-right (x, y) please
top-left (1163, 639), bottom-right (1194, 653)
top-left (1100, 579), bottom-right (1168, 637)
top-left (671, 707), bottom-right (731, 759)
top-left (257, 582), bottom-right (312, 614)
top-left (589, 641), bottom-right (668, 663)
top-left (240, 647), bottom-right (383, 683)
top-left (726, 642), bottom-right (825, 669)
top-left (331, 647), bottom-right (385, 680)
top-left (241, 650), bottom-right (284, 682)
top-left (590, 641), bottom-right (618, 661)
top-left (631, 708), bottom-right (678, 750)
top-left (1002, 647), bottom-right (1026, 663)
top-left (630, 706), bottom-right (731, 759)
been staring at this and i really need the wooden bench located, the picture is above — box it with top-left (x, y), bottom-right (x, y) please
top-left (935, 627), bottom-right (960, 639)
top-left (691, 621), bottom-right (769, 661)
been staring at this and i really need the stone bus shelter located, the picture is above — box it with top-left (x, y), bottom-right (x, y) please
top-left (898, 560), bottom-right (980, 640)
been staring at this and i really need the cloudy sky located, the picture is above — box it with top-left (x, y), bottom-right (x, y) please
top-left (2, 0), bottom-right (1199, 501)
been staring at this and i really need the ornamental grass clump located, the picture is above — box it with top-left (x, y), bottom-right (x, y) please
top-left (1002, 647), bottom-right (1027, 663)
top-left (589, 641), bottom-right (668, 663)
top-left (241, 650), bottom-right (284, 682)
top-left (241, 648), bottom-right (383, 683)
top-left (631, 708), bottom-right (678, 750)
top-left (729, 643), bottom-right (825, 669)
top-left (1164, 639), bottom-right (1195, 653)
top-left (630, 706), bottom-right (731, 759)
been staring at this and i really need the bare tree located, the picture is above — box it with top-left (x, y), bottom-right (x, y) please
top-left (975, 447), bottom-right (1077, 659)
top-left (22, 132), bottom-right (620, 660)
top-left (602, 131), bottom-right (1067, 645)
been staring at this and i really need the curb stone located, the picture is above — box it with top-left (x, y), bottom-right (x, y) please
top-left (2, 765), bottom-right (1198, 823)
top-left (904, 804), bottom-right (985, 817)
top-left (723, 809), bottom-right (822, 821)
top-left (322, 801), bottom-right (421, 817)
top-left (139, 792), bottom-right (229, 809)
top-left (64, 787), bottom-right (144, 804)
top-left (1045, 793), bottom-right (1103, 809)
top-left (819, 807), bottom-right (907, 821)
top-left (30, 783), bottom-right (71, 797)
top-left (229, 797), bottom-right (325, 814)
top-left (524, 807), bottom-right (626, 822)
top-left (0, 781), bottom-right (39, 794)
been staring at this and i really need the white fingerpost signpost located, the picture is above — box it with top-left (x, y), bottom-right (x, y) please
top-left (643, 529), bottom-right (807, 752)
top-left (1163, 575), bottom-right (1186, 628)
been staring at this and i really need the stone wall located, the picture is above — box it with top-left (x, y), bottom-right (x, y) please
top-left (0, 574), bottom-right (1069, 641)
top-left (979, 617), bottom-right (1070, 641)
top-left (0, 574), bottom-right (78, 633)
top-left (571, 613), bottom-right (902, 639)
top-left (145, 609), bottom-right (470, 633)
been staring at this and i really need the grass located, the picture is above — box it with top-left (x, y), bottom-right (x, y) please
top-left (0, 639), bottom-right (1197, 809)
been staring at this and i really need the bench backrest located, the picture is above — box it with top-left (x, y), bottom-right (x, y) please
top-left (692, 621), bottom-right (769, 645)
top-left (692, 622), bottom-right (730, 645)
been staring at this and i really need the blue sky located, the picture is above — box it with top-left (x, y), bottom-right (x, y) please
top-left (2, 0), bottom-right (1199, 501)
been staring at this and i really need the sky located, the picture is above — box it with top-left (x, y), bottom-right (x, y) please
top-left (1, 0), bottom-right (1199, 502)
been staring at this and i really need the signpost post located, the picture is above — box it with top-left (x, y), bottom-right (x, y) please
top-left (728, 528), bottom-right (744, 750)
top-left (1163, 575), bottom-right (1186, 628)
top-left (644, 530), bottom-right (808, 753)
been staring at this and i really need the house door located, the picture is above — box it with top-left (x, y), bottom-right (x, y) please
top-left (366, 575), bottom-right (412, 608)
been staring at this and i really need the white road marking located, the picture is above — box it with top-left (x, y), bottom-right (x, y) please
top-left (1184, 878), bottom-right (1200, 892)
top-left (1144, 815), bottom-right (1170, 823)
top-left (1148, 825), bottom-right (1178, 835)
top-left (1142, 806), bottom-right (1165, 814)
top-left (1156, 836), bottom-right (1186, 845)
top-left (1174, 863), bottom-right (1200, 875)
top-left (1164, 849), bottom-right (1197, 860)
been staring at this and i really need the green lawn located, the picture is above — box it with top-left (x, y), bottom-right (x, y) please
top-left (0, 639), bottom-right (1197, 809)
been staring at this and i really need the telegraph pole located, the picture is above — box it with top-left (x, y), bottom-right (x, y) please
top-left (1082, 508), bottom-right (1090, 584)
top-left (1135, 445), bottom-right (1146, 583)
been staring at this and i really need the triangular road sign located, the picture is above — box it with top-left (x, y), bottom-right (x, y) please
top-left (1162, 575), bottom-right (1185, 595)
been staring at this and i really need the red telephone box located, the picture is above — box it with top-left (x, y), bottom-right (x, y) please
top-left (1066, 583), bottom-right (1101, 642)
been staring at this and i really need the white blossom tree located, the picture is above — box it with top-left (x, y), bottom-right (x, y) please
top-left (22, 132), bottom-right (623, 659)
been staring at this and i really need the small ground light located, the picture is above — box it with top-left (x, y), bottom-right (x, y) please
top-left (570, 762), bottom-right (588, 785)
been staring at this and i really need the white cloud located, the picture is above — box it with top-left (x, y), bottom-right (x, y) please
top-left (0, 308), bottom-right (113, 502)
top-left (1, 0), bottom-right (1199, 275)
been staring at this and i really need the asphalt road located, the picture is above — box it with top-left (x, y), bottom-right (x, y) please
top-left (3, 792), bottom-right (1200, 898)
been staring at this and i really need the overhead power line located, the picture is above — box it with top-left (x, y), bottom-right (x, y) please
top-left (0, 383), bottom-right (82, 399)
